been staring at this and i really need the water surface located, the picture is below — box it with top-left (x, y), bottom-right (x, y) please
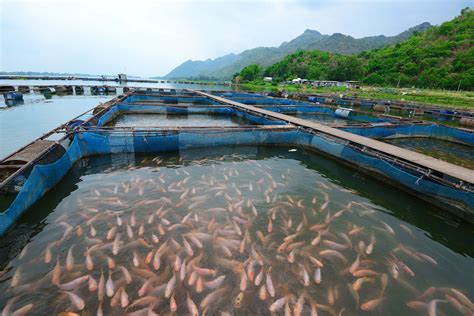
top-left (385, 138), bottom-right (474, 169)
top-left (107, 113), bottom-right (258, 127)
top-left (289, 113), bottom-right (371, 127)
top-left (0, 146), bottom-right (472, 315)
top-left (0, 93), bottom-right (112, 158)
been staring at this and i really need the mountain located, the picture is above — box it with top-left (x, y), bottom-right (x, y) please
top-left (162, 23), bottom-right (432, 80)
top-left (159, 53), bottom-right (238, 79)
top-left (258, 8), bottom-right (473, 90)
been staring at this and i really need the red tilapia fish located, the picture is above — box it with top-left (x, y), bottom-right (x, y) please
top-left (0, 153), bottom-right (471, 316)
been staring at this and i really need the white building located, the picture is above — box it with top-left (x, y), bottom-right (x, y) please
top-left (118, 74), bottom-right (128, 82)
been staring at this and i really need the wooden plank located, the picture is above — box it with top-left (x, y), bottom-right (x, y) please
top-left (193, 90), bottom-right (474, 184)
top-left (4, 140), bottom-right (55, 163)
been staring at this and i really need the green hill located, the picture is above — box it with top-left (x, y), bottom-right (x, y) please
top-left (162, 23), bottom-right (431, 80)
top-left (256, 8), bottom-right (473, 91)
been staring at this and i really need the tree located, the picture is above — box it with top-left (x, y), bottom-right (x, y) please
top-left (237, 64), bottom-right (262, 82)
top-left (328, 56), bottom-right (365, 81)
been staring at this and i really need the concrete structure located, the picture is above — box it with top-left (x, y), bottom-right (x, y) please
top-left (118, 73), bottom-right (128, 82)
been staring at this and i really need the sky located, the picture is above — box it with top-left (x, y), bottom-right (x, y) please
top-left (0, 0), bottom-right (472, 77)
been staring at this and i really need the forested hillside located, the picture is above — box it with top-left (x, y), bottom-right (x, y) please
top-left (163, 23), bottom-right (430, 80)
top-left (253, 8), bottom-right (473, 90)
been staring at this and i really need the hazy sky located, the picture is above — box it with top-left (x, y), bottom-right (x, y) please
top-left (1, 0), bottom-right (471, 77)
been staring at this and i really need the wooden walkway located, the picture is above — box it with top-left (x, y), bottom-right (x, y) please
top-left (192, 90), bottom-right (474, 184)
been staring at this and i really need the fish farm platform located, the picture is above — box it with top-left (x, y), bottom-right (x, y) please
top-left (0, 88), bottom-right (473, 237)
top-left (193, 90), bottom-right (474, 184)
top-left (0, 88), bottom-right (473, 315)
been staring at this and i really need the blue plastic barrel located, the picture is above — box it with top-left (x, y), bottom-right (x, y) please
top-left (3, 91), bottom-right (23, 101)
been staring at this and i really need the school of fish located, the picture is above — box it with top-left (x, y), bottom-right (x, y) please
top-left (0, 152), bottom-right (472, 315)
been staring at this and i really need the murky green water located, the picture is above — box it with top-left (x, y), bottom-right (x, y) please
top-left (385, 138), bottom-right (474, 169)
top-left (107, 113), bottom-right (258, 127)
top-left (292, 113), bottom-right (362, 126)
top-left (0, 146), bottom-right (472, 315)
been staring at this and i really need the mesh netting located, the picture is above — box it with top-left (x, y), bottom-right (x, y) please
top-left (1, 129), bottom-right (472, 235)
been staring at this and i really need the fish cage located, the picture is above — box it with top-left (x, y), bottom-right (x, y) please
top-left (95, 103), bottom-right (287, 128)
top-left (212, 92), bottom-right (473, 166)
top-left (0, 88), bottom-right (473, 315)
top-left (1, 89), bottom-right (473, 232)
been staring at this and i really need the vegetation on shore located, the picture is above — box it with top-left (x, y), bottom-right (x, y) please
top-left (234, 82), bottom-right (474, 109)
top-left (233, 8), bottom-right (474, 93)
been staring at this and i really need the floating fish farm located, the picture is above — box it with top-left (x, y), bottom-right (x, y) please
top-left (0, 89), bottom-right (473, 315)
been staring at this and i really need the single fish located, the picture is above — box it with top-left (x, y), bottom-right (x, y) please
top-left (204, 275), bottom-right (225, 289)
top-left (240, 270), bottom-right (248, 291)
top-left (349, 254), bottom-right (360, 275)
top-left (112, 233), bottom-right (121, 255)
top-left (1, 298), bottom-right (15, 316)
top-left (90, 224), bottom-right (97, 237)
top-left (416, 252), bottom-right (438, 265)
top-left (445, 294), bottom-right (472, 315)
top-left (196, 276), bottom-right (204, 293)
top-left (293, 293), bottom-right (305, 316)
top-left (119, 266), bottom-right (132, 284)
top-left (106, 271), bottom-right (115, 297)
top-left (66, 246), bottom-right (75, 271)
top-left (314, 267), bottom-right (322, 284)
top-left (165, 275), bottom-right (176, 298)
top-left (450, 288), bottom-right (474, 310)
top-left (58, 275), bottom-right (89, 291)
top-left (52, 257), bottom-right (61, 285)
top-left (361, 297), bottom-right (385, 311)
top-left (270, 296), bottom-right (287, 312)
top-left (85, 248), bottom-right (93, 271)
top-left (45, 246), bottom-right (53, 264)
top-left (138, 278), bottom-right (154, 297)
top-left (201, 288), bottom-right (227, 309)
top-left (428, 299), bottom-right (446, 316)
top-left (98, 270), bottom-right (105, 301)
top-left (255, 269), bottom-right (264, 286)
top-left (319, 249), bottom-right (347, 264)
top-left (180, 260), bottom-right (187, 281)
top-left (88, 274), bottom-right (98, 292)
top-left (107, 226), bottom-right (117, 240)
top-left (11, 303), bottom-right (33, 316)
top-left (352, 277), bottom-right (375, 292)
top-left (186, 294), bottom-right (199, 316)
top-left (170, 295), bottom-right (178, 312)
top-left (266, 272), bottom-right (275, 297)
top-left (259, 284), bottom-right (267, 300)
top-left (366, 233), bottom-right (375, 255)
top-left (121, 287), bottom-right (129, 308)
top-left (267, 218), bottom-right (273, 233)
top-left (62, 291), bottom-right (85, 311)
top-left (183, 237), bottom-right (194, 256)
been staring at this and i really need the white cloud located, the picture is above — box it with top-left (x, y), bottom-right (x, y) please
top-left (1, 0), bottom-right (471, 77)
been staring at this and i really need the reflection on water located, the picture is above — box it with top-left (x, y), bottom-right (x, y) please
top-left (0, 146), bottom-right (472, 315)
top-left (107, 113), bottom-right (258, 127)
top-left (385, 137), bottom-right (474, 169)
